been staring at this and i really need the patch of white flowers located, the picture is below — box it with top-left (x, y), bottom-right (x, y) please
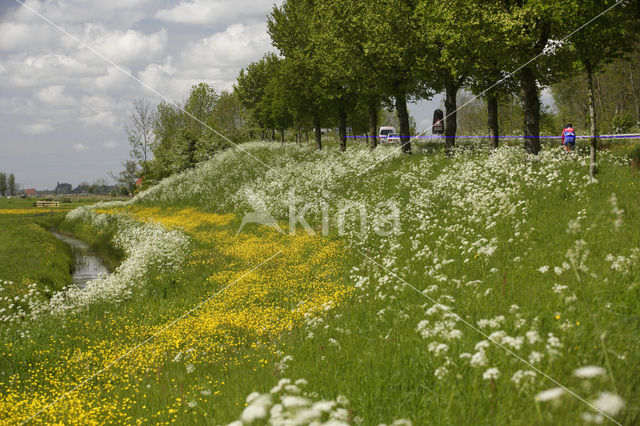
top-left (0, 281), bottom-right (44, 330)
top-left (605, 248), bottom-right (639, 275)
top-left (335, 146), bottom-right (598, 404)
top-left (132, 142), bottom-right (402, 224)
top-left (511, 370), bottom-right (537, 392)
top-left (230, 377), bottom-right (414, 426)
top-left (534, 364), bottom-right (625, 422)
top-left (573, 365), bottom-right (606, 379)
top-left (228, 378), bottom-right (359, 426)
top-left (609, 193), bottom-right (624, 230)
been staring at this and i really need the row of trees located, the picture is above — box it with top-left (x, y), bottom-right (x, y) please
top-left (233, 0), bottom-right (639, 176)
top-left (121, 1), bottom-right (638, 184)
top-left (53, 179), bottom-right (115, 195)
top-left (0, 172), bottom-right (17, 197)
top-left (457, 46), bottom-right (640, 136)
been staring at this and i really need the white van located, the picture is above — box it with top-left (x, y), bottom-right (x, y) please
top-left (379, 126), bottom-right (395, 142)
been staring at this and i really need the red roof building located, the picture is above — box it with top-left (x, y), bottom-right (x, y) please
top-left (25, 188), bottom-right (37, 196)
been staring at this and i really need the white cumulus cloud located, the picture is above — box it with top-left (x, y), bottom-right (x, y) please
top-left (79, 26), bottom-right (168, 66)
top-left (155, 0), bottom-right (277, 25)
top-left (180, 22), bottom-right (271, 71)
top-left (7, 0), bottom-right (153, 27)
top-left (0, 20), bottom-right (62, 53)
top-left (34, 85), bottom-right (75, 106)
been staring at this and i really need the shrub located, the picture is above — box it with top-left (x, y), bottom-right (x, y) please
top-left (630, 144), bottom-right (640, 171)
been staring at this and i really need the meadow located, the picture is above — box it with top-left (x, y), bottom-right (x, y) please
top-left (0, 199), bottom-right (85, 324)
top-left (1, 140), bottom-right (639, 425)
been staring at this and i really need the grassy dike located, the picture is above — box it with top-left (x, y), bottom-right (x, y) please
top-left (1, 142), bottom-right (640, 425)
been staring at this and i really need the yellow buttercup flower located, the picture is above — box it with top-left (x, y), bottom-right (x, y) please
top-left (3, 206), bottom-right (351, 423)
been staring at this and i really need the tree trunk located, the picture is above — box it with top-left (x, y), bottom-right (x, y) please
top-left (338, 102), bottom-right (347, 152)
top-left (487, 91), bottom-right (499, 151)
top-left (305, 127), bottom-right (309, 144)
top-left (586, 64), bottom-right (598, 177)
top-left (281, 129), bottom-right (285, 145)
top-left (629, 62), bottom-right (640, 122)
top-left (368, 100), bottom-right (378, 149)
top-left (509, 95), bottom-right (514, 135)
top-left (444, 79), bottom-right (458, 156)
top-left (314, 115), bottom-right (322, 150)
top-left (520, 66), bottom-right (541, 155)
top-left (395, 92), bottom-right (411, 154)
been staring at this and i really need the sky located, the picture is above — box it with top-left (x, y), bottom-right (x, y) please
top-left (0, 0), bottom-right (550, 190)
top-left (0, 0), bottom-right (286, 190)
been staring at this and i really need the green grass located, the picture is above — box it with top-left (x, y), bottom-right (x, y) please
top-left (274, 161), bottom-right (640, 424)
top-left (1, 144), bottom-right (639, 424)
top-left (0, 199), bottom-right (73, 294)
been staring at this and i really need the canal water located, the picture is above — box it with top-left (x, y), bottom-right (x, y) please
top-left (52, 232), bottom-right (109, 288)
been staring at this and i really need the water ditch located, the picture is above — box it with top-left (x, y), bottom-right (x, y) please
top-left (52, 232), bottom-right (110, 288)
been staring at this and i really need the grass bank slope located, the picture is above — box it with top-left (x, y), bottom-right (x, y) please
top-left (2, 142), bottom-right (640, 425)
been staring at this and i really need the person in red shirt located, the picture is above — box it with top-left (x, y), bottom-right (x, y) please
top-left (561, 124), bottom-right (576, 153)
